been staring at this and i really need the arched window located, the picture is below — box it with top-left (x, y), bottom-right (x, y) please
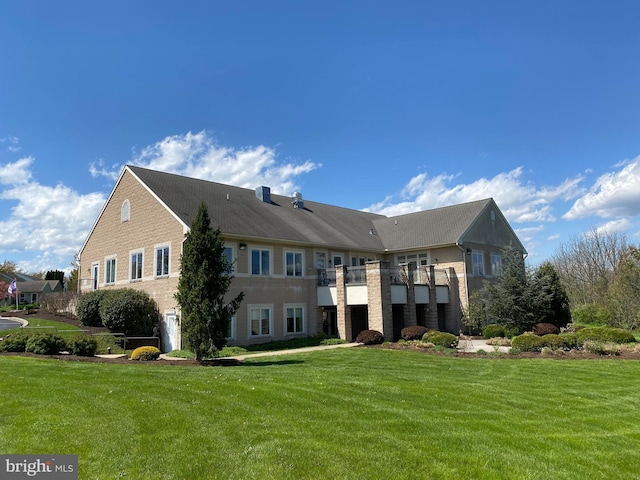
top-left (121, 200), bottom-right (130, 223)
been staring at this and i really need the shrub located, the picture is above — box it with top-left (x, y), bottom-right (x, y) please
top-left (540, 334), bottom-right (577, 351)
top-left (25, 333), bottom-right (66, 355)
top-left (583, 341), bottom-right (622, 356)
top-left (68, 334), bottom-right (98, 356)
top-left (533, 323), bottom-right (559, 336)
top-left (511, 333), bottom-right (545, 352)
top-left (504, 326), bottom-right (520, 338)
top-left (131, 346), bottom-right (161, 361)
top-left (482, 324), bottom-right (505, 338)
top-left (0, 332), bottom-right (30, 352)
top-left (356, 330), bottom-right (384, 345)
top-left (99, 289), bottom-right (159, 336)
top-left (422, 330), bottom-right (458, 348)
top-left (576, 327), bottom-right (636, 345)
top-left (401, 325), bottom-right (429, 341)
top-left (76, 290), bottom-right (108, 327)
top-left (486, 337), bottom-right (511, 347)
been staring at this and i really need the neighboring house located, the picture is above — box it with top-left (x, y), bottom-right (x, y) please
top-left (0, 273), bottom-right (63, 305)
top-left (79, 165), bottom-right (526, 352)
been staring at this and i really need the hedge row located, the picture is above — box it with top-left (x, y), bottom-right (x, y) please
top-left (0, 332), bottom-right (98, 356)
top-left (511, 327), bottom-right (637, 353)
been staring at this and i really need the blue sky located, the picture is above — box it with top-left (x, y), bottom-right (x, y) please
top-left (1, 0), bottom-right (640, 273)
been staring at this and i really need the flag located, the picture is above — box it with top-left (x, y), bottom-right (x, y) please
top-left (8, 279), bottom-right (16, 295)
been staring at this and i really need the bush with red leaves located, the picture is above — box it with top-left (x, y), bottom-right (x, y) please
top-left (400, 325), bottom-right (429, 341)
top-left (533, 323), bottom-right (560, 336)
top-left (356, 330), bottom-right (385, 345)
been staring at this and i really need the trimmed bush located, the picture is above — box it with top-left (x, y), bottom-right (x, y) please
top-left (504, 326), bottom-right (520, 339)
top-left (422, 330), bottom-right (458, 349)
top-left (511, 333), bottom-right (545, 352)
top-left (76, 290), bottom-right (108, 327)
top-left (533, 323), bottom-right (559, 336)
top-left (25, 333), bottom-right (66, 355)
top-left (0, 332), bottom-right (30, 352)
top-left (541, 334), bottom-right (577, 351)
top-left (131, 346), bottom-right (161, 361)
top-left (68, 334), bottom-right (98, 356)
top-left (482, 324), bottom-right (505, 339)
top-left (99, 289), bottom-right (159, 336)
top-left (356, 330), bottom-right (384, 345)
top-left (572, 303), bottom-right (611, 326)
top-left (576, 327), bottom-right (636, 345)
top-left (401, 325), bottom-right (429, 341)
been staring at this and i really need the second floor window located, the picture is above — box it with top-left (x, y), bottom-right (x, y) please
top-left (286, 251), bottom-right (303, 277)
top-left (223, 247), bottom-right (234, 274)
top-left (131, 251), bottom-right (143, 280)
top-left (251, 249), bottom-right (270, 275)
top-left (491, 253), bottom-right (502, 276)
top-left (155, 246), bottom-right (169, 277)
top-left (105, 258), bottom-right (116, 284)
top-left (472, 251), bottom-right (485, 276)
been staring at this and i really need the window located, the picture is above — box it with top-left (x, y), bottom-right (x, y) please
top-left (285, 251), bottom-right (303, 277)
top-left (286, 306), bottom-right (304, 334)
top-left (131, 251), bottom-right (143, 280)
top-left (155, 246), bottom-right (170, 277)
top-left (121, 200), bottom-right (130, 222)
top-left (223, 247), bottom-right (234, 274)
top-left (472, 251), bottom-right (485, 276)
top-left (491, 253), bottom-right (502, 276)
top-left (251, 248), bottom-right (270, 275)
top-left (105, 257), bottom-right (116, 285)
top-left (226, 315), bottom-right (235, 340)
top-left (332, 253), bottom-right (344, 267)
top-left (250, 306), bottom-right (271, 336)
top-left (398, 252), bottom-right (429, 267)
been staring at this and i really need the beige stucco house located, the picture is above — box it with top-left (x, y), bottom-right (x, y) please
top-left (79, 165), bottom-right (525, 352)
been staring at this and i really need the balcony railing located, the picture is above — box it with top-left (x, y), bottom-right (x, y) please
top-left (317, 265), bottom-right (449, 287)
top-left (346, 266), bottom-right (367, 284)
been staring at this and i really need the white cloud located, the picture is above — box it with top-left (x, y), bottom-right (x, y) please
top-left (564, 157), bottom-right (640, 220)
top-left (0, 157), bottom-right (34, 185)
top-left (0, 136), bottom-right (20, 153)
top-left (594, 218), bottom-right (631, 235)
top-left (91, 131), bottom-right (321, 195)
top-left (366, 167), bottom-right (585, 225)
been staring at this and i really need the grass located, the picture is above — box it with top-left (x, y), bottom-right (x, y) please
top-left (2, 349), bottom-right (640, 479)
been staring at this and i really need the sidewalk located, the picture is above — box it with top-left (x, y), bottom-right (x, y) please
top-left (457, 337), bottom-right (510, 353)
top-left (224, 342), bottom-right (361, 361)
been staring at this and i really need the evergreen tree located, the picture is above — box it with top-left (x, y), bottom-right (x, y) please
top-left (531, 262), bottom-right (571, 328)
top-left (175, 202), bottom-right (244, 360)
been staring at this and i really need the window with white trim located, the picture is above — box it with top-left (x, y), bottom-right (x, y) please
top-left (226, 315), bottom-right (235, 340)
top-left (249, 306), bottom-right (272, 336)
top-left (286, 306), bottom-right (305, 334)
top-left (105, 257), bottom-right (116, 285)
top-left (121, 200), bottom-right (130, 222)
top-left (285, 251), bottom-right (303, 277)
top-left (251, 248), bottom-right (271, 275)
top-left (315, 251), bottom-right (326, 269)
top-left (92, 263), bottom-right (99, 291)
top-left (155, 245), bottom-right (170, 277)
top-left (130, 250), bottom-right (143, 280)
top-left (472, 251), bottom-right (485, 276)
top-left (491, 253), bottom-right (502, 276)
top-left (331, 253), bottom-right (344, 267)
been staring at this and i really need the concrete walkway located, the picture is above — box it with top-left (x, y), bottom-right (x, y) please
top-left (457, 337), bottom-right (510, 353)
top-left (224, 342), bottom-right (361, 361)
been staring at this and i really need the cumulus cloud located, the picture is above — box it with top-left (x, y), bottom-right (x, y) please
top-left (91, 130), bottom-right (321, 195)
top-left (564, 158), bottom-right (640, 220)
top-left (0, 157), bottom-right (34, 185)
top-left (365, 167), bottom-right (585, 225)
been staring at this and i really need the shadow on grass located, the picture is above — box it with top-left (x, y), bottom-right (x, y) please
top-left (240, 359), bottom-right (305, 367)
top-left (199, 358), bottom-right (305, 367)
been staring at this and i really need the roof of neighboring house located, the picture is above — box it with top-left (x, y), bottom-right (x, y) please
top-left (373, 199), bottom-right (496, 251)
top-left (0, 272), bottom-right (43, 284)
top-left (11, 280), bottom-right (62, 294)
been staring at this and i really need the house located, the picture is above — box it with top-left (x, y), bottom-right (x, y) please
top-left (1, 273), bottom-right (63, 305)
top-left (79, 165), bottom-right (526, 352)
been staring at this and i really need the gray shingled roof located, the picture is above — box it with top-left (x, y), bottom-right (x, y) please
top-left (372, 199), bottom-right (493, 251)
top-left (128, 166), bottom-right (505, 253)
top-left (129, 166), bottom-right (387, 251)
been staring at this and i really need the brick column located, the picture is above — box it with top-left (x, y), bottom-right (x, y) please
top-left (336, 265), bottom-right (352, 341)
top-left (428, 265), bottom-right (439, 329)
top-left (367, 261), bottom-right (393, 340)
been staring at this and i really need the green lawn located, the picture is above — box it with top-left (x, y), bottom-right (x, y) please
top-left (1, 348), bottom-right (640, 479)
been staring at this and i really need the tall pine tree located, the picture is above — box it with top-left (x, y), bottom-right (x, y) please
top-left (175, 202), bottom-right (244, 360)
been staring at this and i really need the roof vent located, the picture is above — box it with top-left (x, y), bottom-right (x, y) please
top-left (255, 186), bottom-right (271, 203)
top-left (292, 192), bottom-right (304, 209)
